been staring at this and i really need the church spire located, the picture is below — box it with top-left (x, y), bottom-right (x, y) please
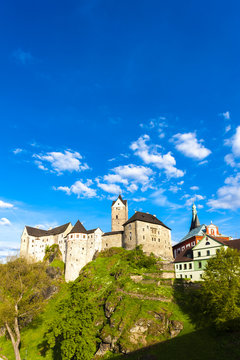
top-left (190, 203), bottom-right (200, 231)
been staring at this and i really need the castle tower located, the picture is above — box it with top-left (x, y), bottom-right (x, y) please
top-left (189, 203), bottom-right (201, 231)
top-left (111, 195), bottom-right (128, 231)
top-left (65, 220), bottom-right (88, 282)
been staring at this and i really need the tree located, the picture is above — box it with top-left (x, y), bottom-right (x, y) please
top-left (0, 257), bottom-right (51, 360)
top-left (45, 282), bottom-right (97, 360)
top-left (201, 247), bottom-right (240, 330)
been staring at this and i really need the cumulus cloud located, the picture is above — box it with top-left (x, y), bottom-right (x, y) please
top-left (0, 218), bottom-right (11, 226)
top-left (55, 179), bottom-right (97, 198)
top-left (33, 150), bottom-right (89, 174)
top-left (220, 111), bottom-right (230, 120)
top-left (208, 174), bottom-right (240, 210)
top-left (190, 186), bottom-right (199, 191)
top-left (0, 200), bottom-right (14, 209)
top-left (13, 148), bottom-right (23, 155)
top-left (171, 132), bottom-right (211, 160)
top-left (130, 135), bottom-right (184, 178)
top-left (184, 194), bottom-right (205, 207)
top-left (169, 185), bottom-right (181, 193)
top-left (99, 164), bottom-right (154, 194)
top-left (12, 49), bottom-right (34, 65)
top-left (132, 197), bottom-right (147, 202)
top-left (225, 126), bottom-right (240, 157)
top-left (96, 182), bottom-right (122, 195)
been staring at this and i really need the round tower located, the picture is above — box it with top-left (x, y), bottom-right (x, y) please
top-left (65, 220), bottom-right (88, 282)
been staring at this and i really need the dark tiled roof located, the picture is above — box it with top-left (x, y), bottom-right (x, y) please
top-left (123, 211), bottom-right (171, 230)
top-left (102, 231), bottom-right (124, 237)
top-left (86, 228), bottom-right (98, 234)
top-left (174, 248), bottom-right (193, 263)
top-left (190, 213), bottom-right (200, 231)
top-left (112, 194), bottom-right (127, 206)
top-left (26, 223), bottom-right (71, 237)
top-left (224, 239), bottom-right (240, 250)
top-left (68, 220), bottom-right (87, 234)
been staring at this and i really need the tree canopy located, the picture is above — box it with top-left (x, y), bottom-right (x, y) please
top-left (0, 257), bottom-right (52, 360)
top-left (45, 282), bottom-right (97, 360)
top-left (201, 247), bottom-right (240, 330)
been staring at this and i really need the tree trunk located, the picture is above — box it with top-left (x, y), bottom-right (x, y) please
top-left (5, 322), bottom-right (21, 360)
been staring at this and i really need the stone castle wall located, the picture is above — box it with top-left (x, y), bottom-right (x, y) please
top-left (124, 220), bottom-right (173, 260)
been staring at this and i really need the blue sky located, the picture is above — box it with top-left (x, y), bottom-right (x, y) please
top-left (1, 0), bottom-right (240, 258)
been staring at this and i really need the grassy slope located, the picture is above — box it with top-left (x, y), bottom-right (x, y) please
top-left (0, 248), bottom-right (239, 360)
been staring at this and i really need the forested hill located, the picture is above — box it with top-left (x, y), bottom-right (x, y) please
top-left (0, 247), bottom-right (240, 360)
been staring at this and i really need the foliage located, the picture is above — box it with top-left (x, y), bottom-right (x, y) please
top-left (44, 244), bottom-right (62, 263)
top-left (0, 257), bottom-right (52, 360)
top-left (123, 245), bottom-right (157, 269)
top-left (200, 247), bottom-right (240, 330)
top-left (45, 283), bottom-right (97, 360)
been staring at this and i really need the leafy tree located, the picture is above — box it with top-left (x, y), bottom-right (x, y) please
top-left (45, 282), bottom-right (97, 360)
top-left (0, 257), bottom-right (51, 360)
top-left (201, 247), bottom-right (240, 330)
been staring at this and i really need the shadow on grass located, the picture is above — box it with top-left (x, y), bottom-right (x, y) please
top-left (107, 279), bottom-right (240, 360)
top-left (108, 327), bottom-right (240, 360)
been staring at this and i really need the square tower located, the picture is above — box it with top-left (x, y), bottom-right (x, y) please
top-left (111, 195), bottom-right (128, 231)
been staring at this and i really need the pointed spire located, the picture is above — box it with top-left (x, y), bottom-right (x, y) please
top-left (190, 203), bottom-right (201, 231)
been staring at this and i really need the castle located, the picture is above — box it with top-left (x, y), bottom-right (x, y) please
top-left (20, 195), bottom-right (173, 281)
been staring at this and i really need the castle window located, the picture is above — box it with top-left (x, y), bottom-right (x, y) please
top-left (184, 264), bottom-right (187, 270)
top-left (189, 263), bottom-right (192, 269)
top-left (190, 275), bottom-right (192, 279)
top-left (76, 235), bottom-right (79, 238)
top-left (207, 250), bottom-right (210, 256)
top-left (129, 224), bottom-right (132, 229)
top-left (158, 238), bottom-right (160, 242)
top-left (71, 235), bottom-right (73, 239)
top-left (82, 248), bottom-right (84, 250)
top-left (106, 243), bottom-right (108, 247)
top-left (198, 251), bottom-right (201, 257)
top-left (198, 262), bottom-right (202, 268)
top-left (200, 274), bottom-right (203, 279)
top-left (147, 226), bottom-right (149, 229)
top-left (176, 265), bottom-right (178, 269)
top-left (179, 265), bottom-right (182, 270)
top-left (83, 235), bottom-right (86, 239)
top-left (143, 235), bottom-right (145, 240)
top-left (116, 215), bottom-right (118, 219)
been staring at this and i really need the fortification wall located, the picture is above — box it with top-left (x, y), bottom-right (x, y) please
top-left (102, 233), bottom-right (123, 250)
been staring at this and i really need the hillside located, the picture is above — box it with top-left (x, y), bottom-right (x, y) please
top-left (0, 247), bottom-right (240, 360)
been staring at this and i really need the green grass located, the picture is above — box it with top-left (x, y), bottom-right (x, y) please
top-left (1, 248), bottom-right (239, 360)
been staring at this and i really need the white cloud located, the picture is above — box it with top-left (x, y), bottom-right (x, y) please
top-left (33, 150), bottom-right (89, 174)
top-left (226, 126), bottom-right (240, 157)
top-left (172, 132), bottom-right (211, 160)
top-left (185, 194), bottom-right (205, 207)
top-left (97, 182), bottom-right (122, 195)
top-left (132, 197), bottom-right (147, 202)
top-left (178, 180), bottom-right (184, 185)
top-left (130, 135), bottom-right (184, 178)
top-left (169, 185), bottom-right (181, 193)
top-left (190, 186), bottom-right (199, 191)
top-left (55, 179), bottom-right (97, 198)
top-left (0, 218), bottom-right (11, 226)
top-left (220, 111), bottom-right (230, 120)
top-left (100, 164), bottom-right (154, 194)
top-left (13, 148), bottom-right (23, 154)
top-left (0, 200), bottom-right (14, 209)
top-left (208, 174), bottom-right (240, 210)
top-left (225, 125), bottom-right (231, 133)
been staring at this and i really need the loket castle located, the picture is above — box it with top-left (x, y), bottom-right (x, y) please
top-left (20, 195), bottom-right (173, 281)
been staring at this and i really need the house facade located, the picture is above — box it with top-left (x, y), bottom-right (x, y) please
top-left (174, 235), bottom-right (240, 281)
